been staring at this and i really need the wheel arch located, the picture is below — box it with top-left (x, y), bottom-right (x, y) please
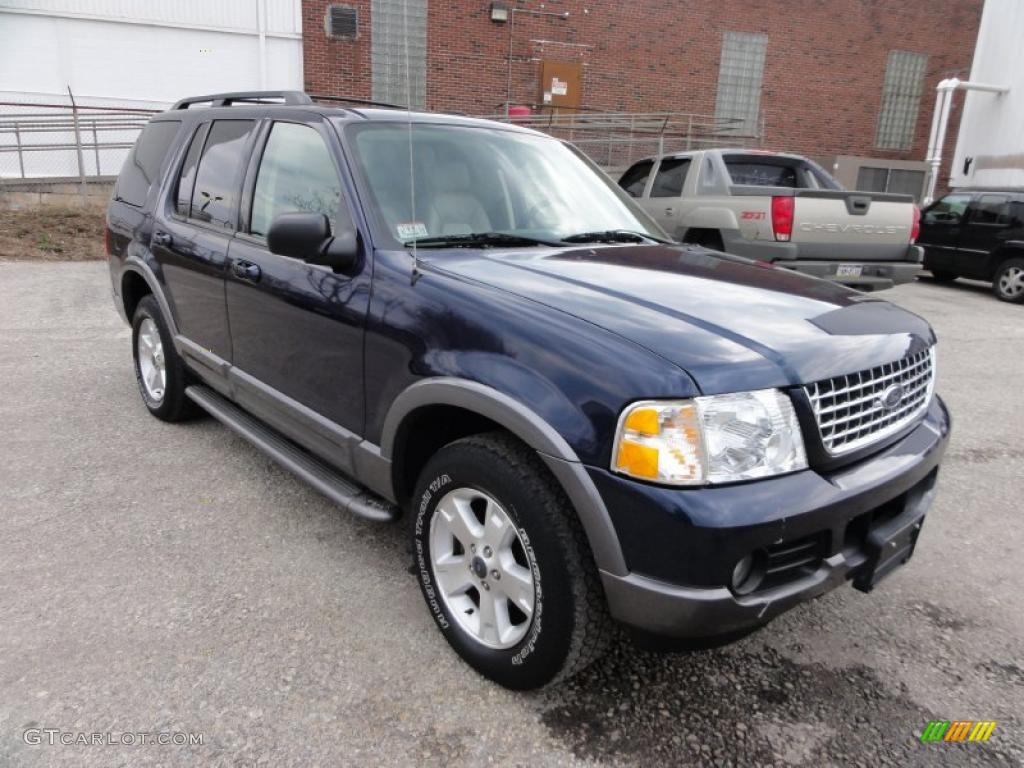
top-left (380, 378), bottom-right (629, 575)
top-left (987, 243), bottom-right (1024, 279)
top-left (119, 260), bottom-right (179, 337)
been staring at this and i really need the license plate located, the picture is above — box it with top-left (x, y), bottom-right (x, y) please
top-left (836, 264), bottom-right (863, 278)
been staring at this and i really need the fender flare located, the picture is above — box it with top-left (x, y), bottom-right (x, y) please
top-left (380, 377), bottom-right (629, 575)
top-left (120, 257), bottom-right (180, 338)
top-left (682, 206), bottom-right (739, 232)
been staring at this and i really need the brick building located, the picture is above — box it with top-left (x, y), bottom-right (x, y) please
top-left (302, 0), bottom-right (983, 195)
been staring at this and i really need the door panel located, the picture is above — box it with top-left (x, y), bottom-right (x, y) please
top-left (955, 194), bottom-right (1010, 278)
top-left (151, 120), bottom-right (256, 359)
top-left (225, 119), bottom-right (369, 453)
top-left (225, 238), bottom-right (368, 435)
top-left (918, 192), bottom-right (971, 272)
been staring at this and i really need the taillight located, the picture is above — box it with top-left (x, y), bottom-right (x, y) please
top-left (910, 204), bottom-right (921, 243)
top-left (771, 196), bottom-right (794, 242)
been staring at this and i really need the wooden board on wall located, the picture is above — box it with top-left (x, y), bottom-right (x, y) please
top-left (539, 60), bottom-right (583, 110)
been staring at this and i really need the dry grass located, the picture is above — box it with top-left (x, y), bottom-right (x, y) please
top-left (0, 205), bottom-right (107, 261)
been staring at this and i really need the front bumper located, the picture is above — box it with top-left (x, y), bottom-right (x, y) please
top-left (597, 395), bottom-right (950, 639)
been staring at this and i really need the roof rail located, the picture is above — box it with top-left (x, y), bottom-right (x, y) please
top-left (170, 91), bottom-right (313, 110)
top-left (307, 93), bottom-right (408, 110)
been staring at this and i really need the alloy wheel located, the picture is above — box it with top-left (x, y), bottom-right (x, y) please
top-left (429, 487), bottom-right (537, 649)
top-left (137, 317), bottom-right (167, 402)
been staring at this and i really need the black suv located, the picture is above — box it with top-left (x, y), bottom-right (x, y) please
top-left (918, 188), bottom-right (1024, 302)
top-left (106, 91), bottom-right (950, 689)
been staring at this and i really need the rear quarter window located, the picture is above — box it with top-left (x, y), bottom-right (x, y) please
top-left (115, 120), bottom-right (181, 207)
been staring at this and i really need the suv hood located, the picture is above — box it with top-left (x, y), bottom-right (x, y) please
top-left (427, 244), bottom-right (935, 394)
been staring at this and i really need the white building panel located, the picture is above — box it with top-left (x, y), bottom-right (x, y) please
top-left (0, 0), bottom-right (303, 108)
top-left (0, 0), bottom-right (303, 178)
top-left (950, 0), bottom-right (1024, 189)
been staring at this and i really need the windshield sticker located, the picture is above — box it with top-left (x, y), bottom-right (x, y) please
top-left (396, 221), bottom-right (429, 240)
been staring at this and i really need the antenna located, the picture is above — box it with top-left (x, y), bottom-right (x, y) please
top-left (403, 0), bottom-right (419, 281)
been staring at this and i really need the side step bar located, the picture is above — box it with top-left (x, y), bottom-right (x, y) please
top-left (185, 385), bottom-right (399, 523)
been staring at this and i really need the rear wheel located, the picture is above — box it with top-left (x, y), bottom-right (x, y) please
top-left (131, 295), bottom-right (197, 421)
top-left (929, 269), bottom-right (958, 283)
top-left (685, 229), bottom-right (725, 252)
top-left (993, 258), bottom-right (1024, 303)
top-left (411, 432), bottom-right (611, 689)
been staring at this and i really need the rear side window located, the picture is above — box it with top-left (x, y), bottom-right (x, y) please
top-left (619, 160), bottom-right (653, 197)
top-left (250, 122), bottom-right (342, 238)
top-left (175, 125), bottom-right (207, 218)
top-left (115, 120), bottom-right (181, 207)
top-left (971, 195), bottom-right (1010, 226)
top-left (189, 120), bottom-right (255, 229)
top-left (650, 158), bottom-right (691, 198)
top-left (725, 160), bottom-right (798, 188)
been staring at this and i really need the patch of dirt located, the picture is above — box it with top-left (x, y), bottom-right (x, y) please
top-left (0, 205), bottom-right (107, 261)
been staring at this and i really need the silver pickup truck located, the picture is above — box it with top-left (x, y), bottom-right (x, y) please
top-left (619, 149), bottom-right (923, 290)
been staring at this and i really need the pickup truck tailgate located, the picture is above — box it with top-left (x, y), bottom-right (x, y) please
top-left (789, 190), bottom-right (915, 261)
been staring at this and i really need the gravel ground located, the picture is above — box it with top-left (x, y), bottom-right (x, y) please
top-left (0, 261), bottom-right (1021, 767)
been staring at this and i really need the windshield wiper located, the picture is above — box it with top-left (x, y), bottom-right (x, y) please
top-left (405, 232), bottom-right (560, 248)
top-left (560, 229), bottom-right (668, 244)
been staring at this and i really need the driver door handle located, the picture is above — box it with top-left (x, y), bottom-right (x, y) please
top-left (232, 260), bottom-right (261, 282)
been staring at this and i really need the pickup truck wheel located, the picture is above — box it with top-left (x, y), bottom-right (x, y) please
top-left (686, 229), bottom-right (724, 252)
top-left (929, 269), bottom-right (958, 283)
top-left (412, 432), bottom-right (610, 689)
top-left (131, 295), bottom-right (196, 421)
top-left (993, 258), bottom-right (1024, 303)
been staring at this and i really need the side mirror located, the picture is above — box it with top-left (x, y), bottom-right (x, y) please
top-left (266, 212), bottom-right (359, 271)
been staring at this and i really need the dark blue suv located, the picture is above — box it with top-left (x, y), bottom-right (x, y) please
top-left (106, 91), bottom-right (950, 689)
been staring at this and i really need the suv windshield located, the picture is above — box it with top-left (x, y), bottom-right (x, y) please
top-left (345, 122), bottom-right (665, 247)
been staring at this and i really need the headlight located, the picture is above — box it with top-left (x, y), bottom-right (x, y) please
top-left (612, 389), bottom-right (807, 485)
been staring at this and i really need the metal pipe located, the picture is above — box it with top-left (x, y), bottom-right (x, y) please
top-left (67, 86), bottom-right (88, 205)
top-left (922, 77), bottom-right (1009, 205)
top-left (504, 8), bottom-right (569, 117)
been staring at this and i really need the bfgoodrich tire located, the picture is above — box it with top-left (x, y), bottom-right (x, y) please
top-left (411, 432), bottom-right (611, 689)
top-left (131, 294), bottom-right (197, 422)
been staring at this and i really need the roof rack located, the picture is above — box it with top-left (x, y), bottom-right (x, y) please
top-left (307, 93), bottom-right (408, 110)
top-left (170, 91), bottom-right (313, 110)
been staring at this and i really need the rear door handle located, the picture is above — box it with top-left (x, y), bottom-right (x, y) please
top-left (232, 260), bottom-right (261, 282)
top-left (152, 231), bottom-right (172, 247)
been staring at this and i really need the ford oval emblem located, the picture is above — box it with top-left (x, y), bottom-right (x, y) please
top-left (879, 384), bottom-right (904, 410)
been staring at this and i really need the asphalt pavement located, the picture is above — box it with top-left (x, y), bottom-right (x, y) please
top-left (1, 260), bottom-right (1021, 767)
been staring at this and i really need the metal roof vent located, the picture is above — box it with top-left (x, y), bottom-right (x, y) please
top-left (326, 5), bottom-right (358, 39)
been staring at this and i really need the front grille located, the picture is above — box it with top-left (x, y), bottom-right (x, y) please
top-left (805, 347), bottom-right (935, 455)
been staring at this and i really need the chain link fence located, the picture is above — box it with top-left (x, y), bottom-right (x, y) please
top-left (0, 93), bottom-right (158, 206)
top-left (485, 110), bottom-right (762, 174)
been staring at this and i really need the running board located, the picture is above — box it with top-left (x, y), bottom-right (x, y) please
top-left (185, 385), bottom-right (399, 523)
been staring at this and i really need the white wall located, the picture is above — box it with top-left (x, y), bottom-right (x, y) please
top-left (0, 0), bottom-right (303, 178)
top-left (950, 0), bottom-right (1024, 189)
top-left (0, 0), bottom-right (304, 107)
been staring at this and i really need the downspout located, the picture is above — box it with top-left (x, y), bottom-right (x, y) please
top-left (923, 77), bottom-right (1008, 205)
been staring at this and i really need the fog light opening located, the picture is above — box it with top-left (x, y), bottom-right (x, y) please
top-left (730, 553), bottom-right (764, 595)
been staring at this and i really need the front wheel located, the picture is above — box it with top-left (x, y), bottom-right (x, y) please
top-left (411, 432), bottom-right (611, 689)
top-left (993, 258), bottom-right (1024, 303)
